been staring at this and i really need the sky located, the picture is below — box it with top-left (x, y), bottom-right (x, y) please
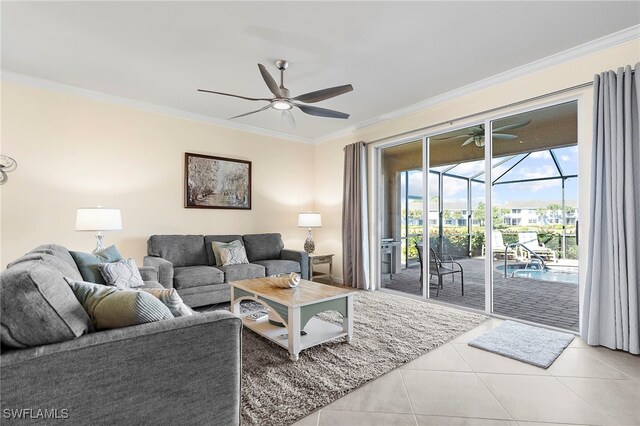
top-left (400, 145), bottom-right (578, 209)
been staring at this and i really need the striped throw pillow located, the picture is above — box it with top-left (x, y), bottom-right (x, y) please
top-left (139, 288), bottom-right (193, 317)
top-left (99, 259), bottom-right (145, 289)
top-left (66, 279), bottom-right (174, 330)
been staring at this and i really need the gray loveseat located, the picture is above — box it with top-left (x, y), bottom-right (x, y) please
top-left (0, 244), bottom-right (242, 425)
top-left (144, 233), bottom-right (309, 307)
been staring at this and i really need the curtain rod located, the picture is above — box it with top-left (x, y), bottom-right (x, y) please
top-left (363, 80), bottom-right (594, 146)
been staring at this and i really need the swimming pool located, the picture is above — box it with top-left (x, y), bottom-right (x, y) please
top-left (496, 264), bottom-right (579, 285)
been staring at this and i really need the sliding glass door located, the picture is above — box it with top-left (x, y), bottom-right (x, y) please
top-left (490, 102), bottom-right (579, 331)
top-left (377, 100), bottom-right (580, 332)
top-left (379, 140), bottom-right (424, 296)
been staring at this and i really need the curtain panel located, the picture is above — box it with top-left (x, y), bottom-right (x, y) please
top-left (342, 141), bottom-right (371, 290)
top-left (582, 63), bottom-right (639, 354)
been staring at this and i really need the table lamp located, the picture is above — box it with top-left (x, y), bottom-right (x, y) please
top-left (298, 212), bottom-right (321, 254)
top-left (75, 207), bottom-right (122, 253)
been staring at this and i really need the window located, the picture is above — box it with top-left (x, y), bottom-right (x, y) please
top-left (511, 209), bottom-right (521, 213)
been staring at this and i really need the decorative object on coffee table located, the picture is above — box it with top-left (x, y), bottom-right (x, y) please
top-left (298, 212), bottom-right (321, 254)
top-left (184, 152), bottom-right (251, 209)
top-left (230, 277), bottom-right (356, 361)
top-left (269, 272), bottom-right (301, 288)
top-left (75, 207), bottom-right (122, 253)
top-left (309, 254), bottom-right (334, 284)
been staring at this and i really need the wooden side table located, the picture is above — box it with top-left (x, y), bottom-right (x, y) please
top-left (309, 254), bottom-right (334, 285)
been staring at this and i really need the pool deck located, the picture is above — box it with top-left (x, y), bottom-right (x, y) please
top-left (381, 257), bottom-right (579, 331)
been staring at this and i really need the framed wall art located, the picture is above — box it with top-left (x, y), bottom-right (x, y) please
top-left (184, 152), bottom-right (251, 209)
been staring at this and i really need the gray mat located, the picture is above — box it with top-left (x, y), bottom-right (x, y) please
top-left (469, 320), bottom-right (574, 368)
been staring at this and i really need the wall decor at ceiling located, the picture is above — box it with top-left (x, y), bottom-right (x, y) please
top-left (184, 152), bottom-right (251, 209)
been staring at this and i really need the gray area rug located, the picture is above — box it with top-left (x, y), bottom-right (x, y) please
top-left (469, 320), bottom-right (575, 368)
top-left (203, 290), bottom-right (486, 425)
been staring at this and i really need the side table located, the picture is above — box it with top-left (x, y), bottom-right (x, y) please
top-left (309, 253), bottom-right (334, 285)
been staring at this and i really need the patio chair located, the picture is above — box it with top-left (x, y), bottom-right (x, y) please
top-left (415, 242), bottom-right (464, 297)
top-left (518, 232), bottom-right (557, 262)
top-left (481, 231), bottom-right (517, 260)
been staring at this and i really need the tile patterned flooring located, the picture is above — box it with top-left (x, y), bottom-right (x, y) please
top-left (293, 319), bottom-right (640, 426)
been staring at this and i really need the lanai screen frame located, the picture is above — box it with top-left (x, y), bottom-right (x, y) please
top-left (402, 147), bottom-right (578, 262)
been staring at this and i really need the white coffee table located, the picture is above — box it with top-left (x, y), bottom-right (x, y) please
top-left (230, 277), bottom-right (357, 361)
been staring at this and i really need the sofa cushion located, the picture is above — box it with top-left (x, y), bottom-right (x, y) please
top-left (242, 233), bottom-right (284, 262)
top-left (147, 235), bottom-right (208, 267)
top-left (0, 260), bottom-right (92, 348)
top-left (69, 245), bottom-right (124, 284)
top-left (173, 266), bottom-right (224, 289)
top-left (66, 279), bottom-right (174, 330)
top-left (204, 235), bottom-right (244, 266)
top-left (18, 244), bottom-right (82, 279)
top-left (252, 259), bottom-right (301, 276)
top-left (140, 281), bottom-right (164, 289)
top-left (217, 263), bottom-right (265, 282)
top-left (7, 252), bottom-right (84, 282)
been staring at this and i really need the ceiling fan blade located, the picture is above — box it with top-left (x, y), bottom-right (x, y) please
top-left (492, 133), bottom-right (518, 140)
top-left (461, 137), bottom-right (476, 146)
top-left (197, 89), bottom-right (271, 102)
top-left (282, 110), bottom-right (296, 128)
top-left (258, 63), bottom-right (282, 97)
top-left (228, 104), bottom-right (271, 120)
top-left (433, 134), bottom-right (471, 141)
top-left (292, 84), bottom-right (353, 103)
top-left (294, 103), bottom-right (349, 119)
top-left (493, 119), bottom-right (532, 133)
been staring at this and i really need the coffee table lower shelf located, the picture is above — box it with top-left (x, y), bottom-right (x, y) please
top-left (240, 314), bottom-right (349, 358)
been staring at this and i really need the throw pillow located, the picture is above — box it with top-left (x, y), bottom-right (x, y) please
top-left (66, 279), bottom-right (174, 330)
top-left (211, 240), bottom-right (242, 266)
top-left (69, 245), bottom-right (124, 284)
top-left (99, 258), bottom-right (145, 289)
top-left (139, 288), bottom-right (193, 317)
top-left (219, 246), bottom-right (249, 266)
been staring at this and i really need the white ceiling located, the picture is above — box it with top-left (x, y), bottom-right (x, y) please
top-left (2, 2), bottom-right (639, 142)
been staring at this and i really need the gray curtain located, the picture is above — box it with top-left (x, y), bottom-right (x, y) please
top-left (342, 141), bottom-right (371, 290)
top-left (582, 63), bottom-right (639, 354)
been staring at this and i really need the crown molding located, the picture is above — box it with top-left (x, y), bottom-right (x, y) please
top-left (314, 24), bottom-right (640, 145)
top-left (0, 71), bottom-right (314, 145)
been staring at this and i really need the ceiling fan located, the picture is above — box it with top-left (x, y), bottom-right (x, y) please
top-left (435, 120), bottom-right (532, 147)
top-left (198, 59), bottom-right (353, 129)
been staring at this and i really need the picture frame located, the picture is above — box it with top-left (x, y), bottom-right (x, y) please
top-left (184, 152), bottom-right (251, 209)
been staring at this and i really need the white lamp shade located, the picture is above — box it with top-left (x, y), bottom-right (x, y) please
top-left (298, 213), bottom-right (322, 228)
top-left (75, 208), bottom-right (122, 231)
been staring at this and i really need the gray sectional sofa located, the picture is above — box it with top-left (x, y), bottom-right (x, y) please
top-left (144, 233), bottom-right (309, 307)
top-left (0, 244), bottom-right (242, 425)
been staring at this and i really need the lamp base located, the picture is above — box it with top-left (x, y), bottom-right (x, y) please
top-left (93, 232), bottom-right (105, 254)
top-left (304, 229), bottom-right (315, 254)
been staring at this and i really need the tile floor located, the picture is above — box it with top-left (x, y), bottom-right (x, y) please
top-left (293, 318), bottom-right (640, 426)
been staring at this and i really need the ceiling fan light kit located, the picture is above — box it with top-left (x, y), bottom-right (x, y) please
top-left (198, 59), bottom-right (353, 129)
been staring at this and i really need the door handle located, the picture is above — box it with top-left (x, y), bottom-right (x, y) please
top-left (576, 220), bottom-right (579, 246)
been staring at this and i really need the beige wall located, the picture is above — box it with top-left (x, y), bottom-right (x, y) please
top-left (314, 39), bottom-right (640, 285)
top-left (1, 82), bottom-right (315, 265)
